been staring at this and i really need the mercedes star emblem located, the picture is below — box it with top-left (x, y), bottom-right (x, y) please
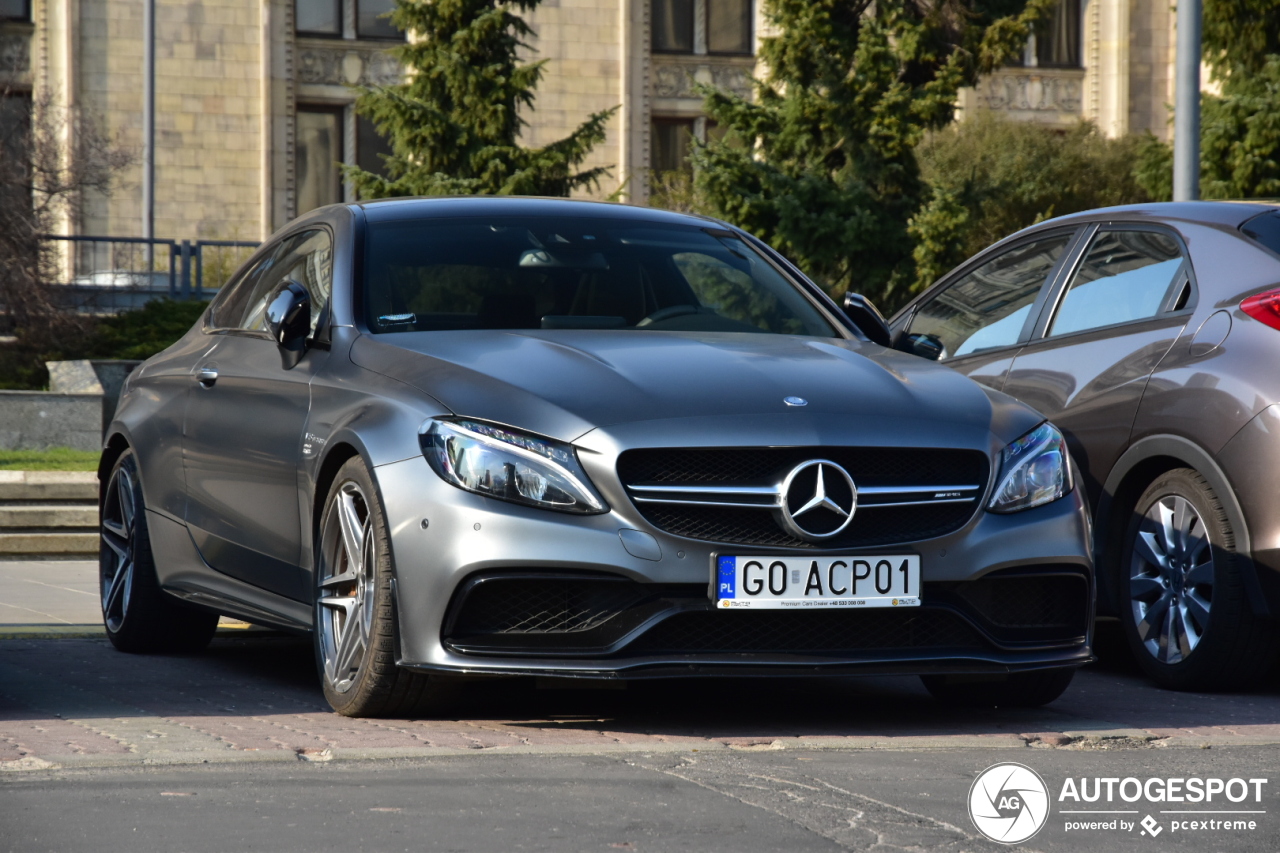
top-left (777, 459), bottom-right (858, 540)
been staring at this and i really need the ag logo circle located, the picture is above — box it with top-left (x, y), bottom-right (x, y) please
top-left (968, 762), bottom-right (1050, 844)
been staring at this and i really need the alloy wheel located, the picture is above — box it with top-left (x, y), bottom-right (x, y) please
top-left (318, 481), bottom-right (378, 693)
top-left (100, 465), bottom-right (137, 633)
top-left (1129, 494), bottom-right (1215, 665)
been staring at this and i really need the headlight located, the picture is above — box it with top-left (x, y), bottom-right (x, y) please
top-left (420, 419), bottom-right (608, 514)
top-left (988, 422), bottom-right (1073, 513)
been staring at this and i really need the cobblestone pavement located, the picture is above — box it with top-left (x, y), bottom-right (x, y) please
top-left (1, 628), bottom-right (1277, 771)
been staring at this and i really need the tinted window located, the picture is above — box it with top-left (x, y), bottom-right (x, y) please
top-left (908, 234), bottom-right (1072, 359)
top-left (362, 217), bottom-right (835, 337)
top-left (1242, 211), bottom-right (1280, 256)
top-left (210, 253), bottom-right (277, 330)
top-left (240, 230), bottom-right (333, 335)
top-left (1049, 230), bottom-right (1183, 337)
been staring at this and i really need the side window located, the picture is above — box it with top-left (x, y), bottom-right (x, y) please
top-left (239, 230), bottom-right (333, 335)
top-left (208, 251), bottom-right (278, 330)
top-left (1048, 229), bottom-right (1185, 337)
top-left (908, 234), bottom-right (1072, 359)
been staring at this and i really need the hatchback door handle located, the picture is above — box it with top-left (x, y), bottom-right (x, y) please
top-left (197, 367), bottom-right (219, 386)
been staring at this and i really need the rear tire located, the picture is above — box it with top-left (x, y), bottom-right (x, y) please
top-left (921, 668), bottom-right (1075, 708)
top-left (100, 450), bottom-right (219, 653)
top-left (1120, 469), bottom-right (1278, 690)
top-left (313, 457), bottom-right (458, 717)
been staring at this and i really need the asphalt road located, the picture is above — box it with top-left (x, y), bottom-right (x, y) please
top-left (3, 559), bottom-right (1279, 851)
top-left (4, 746), bottom-right (1277, 852)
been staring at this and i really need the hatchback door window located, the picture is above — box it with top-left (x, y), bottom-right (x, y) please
top-left (908, 234), bottom-right (1072, 359)
top-left (1048, 230), bottom-right (1185, 337)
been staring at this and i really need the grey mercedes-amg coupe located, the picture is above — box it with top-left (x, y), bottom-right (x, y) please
top-left (100, 197), bottom-right (1092, 717)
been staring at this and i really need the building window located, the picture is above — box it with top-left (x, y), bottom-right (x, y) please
top-left (296, 106), bottom-right (344, 214)
top-left (653, 0), bottom-right (694, 53)
top-left (707, 0), bottom-right (751, 55)
top-left (357, 0), bottom-right (400, 40)
top-left (356, 115), bottom-right (393, 178)
top-left (1035, 0), bottom-right (1081, 68)
top-left (651, 118), bottom-right (695, 174)
top-left (297, 0), bottom-right (402, 39)
top-left (652, 0), bottom-right (751, 56)
top-left (0, 0), bottom-right (30, 21)
top-left (296, 0), bottom-right (341, 36)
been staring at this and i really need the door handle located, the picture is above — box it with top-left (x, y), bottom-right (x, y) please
top-left (197, 367), bottom-right (219, 387)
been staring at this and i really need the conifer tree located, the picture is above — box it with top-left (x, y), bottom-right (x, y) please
top-left (1134, 1), bottom-right (1280, 201)
top-left (693, 0), bottom-right (1056, 309)
top-left (345, 0), bottom-right (616, 198)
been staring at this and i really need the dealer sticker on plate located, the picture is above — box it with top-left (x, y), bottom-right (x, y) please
top-left (714, 555), bottom-right (921, 609)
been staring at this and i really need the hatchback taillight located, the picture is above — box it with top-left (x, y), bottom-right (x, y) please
top-left (1241, 288), bottom-right (1280, 331)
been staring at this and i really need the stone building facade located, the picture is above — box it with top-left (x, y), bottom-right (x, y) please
top-left (1, 0), bottom-right (1187, 243)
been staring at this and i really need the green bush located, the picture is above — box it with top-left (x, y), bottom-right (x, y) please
top-left (0, 299), bottom-right (208, 390)
top-left (911, 113), bottom-right (1151, 290)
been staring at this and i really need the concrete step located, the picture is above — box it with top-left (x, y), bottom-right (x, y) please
top-left (0, 471), bottom-right (97, 502)
top-left (0, 532), bottom-right (99, 555)
top-left (0, 505), bottom-right (98, 528)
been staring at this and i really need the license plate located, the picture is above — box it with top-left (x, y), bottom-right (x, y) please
top-left (714, 555), bottom-right (921, 609)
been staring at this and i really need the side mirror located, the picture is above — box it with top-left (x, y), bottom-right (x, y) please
top-left (898, 332), bottom-right (944, 361)
top-left (842, 292), bottom-right (891, 347)
top-left (266, 280), bottom-right (311, 369)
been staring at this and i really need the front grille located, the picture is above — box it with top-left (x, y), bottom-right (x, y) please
top-left (619, 447), bottom-right (987, 487)
top-left (618, 446), bottom-right (989, 548)
top-left (641, 503), bottom-right (978, 549)
top-left (630, 609), bottom-right (986, 654)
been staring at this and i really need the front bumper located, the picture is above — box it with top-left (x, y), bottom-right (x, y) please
top-left (376, 454), bottom-right (1094, 678)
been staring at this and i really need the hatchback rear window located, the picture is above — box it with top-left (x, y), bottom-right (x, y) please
top-left (361, 217), bottom-right (836, 337)
top-left (1242, 211), bottom-right (1280, 256)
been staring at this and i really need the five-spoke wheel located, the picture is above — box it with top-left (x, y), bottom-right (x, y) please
top-left (100, 450), bottom-right (218, 653)
top-left (313, 456), bottom-right (445, 717)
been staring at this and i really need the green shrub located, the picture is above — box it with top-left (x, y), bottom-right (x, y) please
top-left (912, 113), bottom-right (1151, 289)
top-left (0, 299), bottom-right (208, 390)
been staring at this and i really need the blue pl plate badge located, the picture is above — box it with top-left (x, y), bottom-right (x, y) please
top-left (717, 556), bottom-right (736, 603)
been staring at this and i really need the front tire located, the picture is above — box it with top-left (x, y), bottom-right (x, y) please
top-left (100, 450), bottom-right (219, 653)
top-left (1120, 469), bottom-right (1277, 690)
top-left (313, 457), bottom-right (448, 717)
top-left (921, 668), bottom-right (1075, 707)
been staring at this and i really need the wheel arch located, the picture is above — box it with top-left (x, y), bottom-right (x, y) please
top-left (98, 431), bottom-right (132, 508)
top-left (1095, 435), bottom-right (1266, 616)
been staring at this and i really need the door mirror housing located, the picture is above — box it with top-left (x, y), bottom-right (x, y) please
top-left (266, 280), bottom-right (311, 369)
top-left (898, 332), bottom-right (945, 361)
top-left (842, 293), bottom-right (891, 347)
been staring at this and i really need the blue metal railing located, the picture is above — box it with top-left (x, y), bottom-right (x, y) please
top-left (40, 235), bottom-right (261, 312)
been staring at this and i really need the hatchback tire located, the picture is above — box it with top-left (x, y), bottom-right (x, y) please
top-left (1121, 468), bottom-right (1278, 690)
top-left (314, 457), bottom-right (457, 717)
top-left (100, 450), bottom-right (219, 653)
top-left (921, 668), bottom-right (1075, 707)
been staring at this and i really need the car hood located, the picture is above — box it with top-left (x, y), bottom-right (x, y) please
top-left (350, 330), bottom-right (1040, 446)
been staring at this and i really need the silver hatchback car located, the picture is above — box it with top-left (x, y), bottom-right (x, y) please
top-left (100, 197), bottom-right (1092, 716)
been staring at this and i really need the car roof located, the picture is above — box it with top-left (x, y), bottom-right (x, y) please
top-left (352, 195), bottom-right (723, 228)
top-left (1036, 200), bottom-right (1280, 230)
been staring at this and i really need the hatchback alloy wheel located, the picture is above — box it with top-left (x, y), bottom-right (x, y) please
top-left (1128, 493), bottom-right (1214, 665)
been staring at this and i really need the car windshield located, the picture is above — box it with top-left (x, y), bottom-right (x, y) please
top-left (361, 216), bottom-right (836, 337)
